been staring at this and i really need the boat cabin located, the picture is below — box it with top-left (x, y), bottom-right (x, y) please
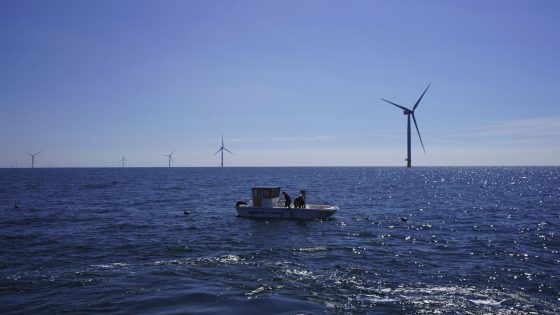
top-left (252, 187), bottom-right (281, 208)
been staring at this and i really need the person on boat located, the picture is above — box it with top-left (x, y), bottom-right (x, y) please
top-left (299, 190), bottom-right (306, 205)
top-left (294, 194), bottom-right (305, 208)
top-left (282, 191), bottom-right (292, 208)
top-left (293, 196), bottom-right (302, 208)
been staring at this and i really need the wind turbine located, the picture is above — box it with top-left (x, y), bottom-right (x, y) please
top-left (120, 154), bottom-right (128, 168)
top-left (26, 151), bottom-right (41, 169)
top-left (214, 134), bottom-right (233, 167)
top-left (381, 84), bottom-right (430, 168)
top-left (163, 151), bottom-right (174, 168)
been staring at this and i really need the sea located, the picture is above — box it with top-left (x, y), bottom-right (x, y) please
top-left (0, 167), bottom-right (558, 314)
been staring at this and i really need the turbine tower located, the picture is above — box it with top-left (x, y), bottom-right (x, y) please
top-left (381, 84), bottom-right (430, 168)
top-left (120, 154), bottom-right (127, 168)
top-left (26, 151), bottom-right (41, 169)
top-left (213, 134), bottom-right (233, 167)
top-left (163, 151), bottom-right (174, 168)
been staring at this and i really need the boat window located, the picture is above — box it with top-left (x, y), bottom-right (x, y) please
top-left (252, 188), bottom-right (262, 207)
top-left (261, 188), bottom-right (280, 198)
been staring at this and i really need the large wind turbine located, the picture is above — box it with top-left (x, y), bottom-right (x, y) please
top-left (120, 154), bottom-right (127, 168)
top-left (381, 84), bottom-right (430, 168)
top-left (26, 151), bottom-right (41, 169)
top-left (163, 151), bottom-right (174, 168)
top-left (214, 134), bottom-right (233, 168)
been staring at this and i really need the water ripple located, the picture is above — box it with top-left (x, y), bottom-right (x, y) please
top-left (1, 167), bottom-right (559, 314)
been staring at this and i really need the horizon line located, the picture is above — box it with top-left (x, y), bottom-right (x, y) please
top-left (1, 165), bottom-right (559, 169)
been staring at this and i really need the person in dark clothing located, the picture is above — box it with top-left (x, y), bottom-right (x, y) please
top-left (299, 190), bottom-right (306, 206)
top-left (293, 196), bottom-right (301, 208)
top-left (294, 194), bottom-right (305, 208)
top-left (282, 191), bottom-right (292, 208)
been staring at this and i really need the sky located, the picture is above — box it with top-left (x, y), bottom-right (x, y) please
top-left (1, 0), bottom-right (559, 167)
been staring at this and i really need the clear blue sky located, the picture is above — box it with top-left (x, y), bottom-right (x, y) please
top-left (1, 0), bottom-right (559, 167)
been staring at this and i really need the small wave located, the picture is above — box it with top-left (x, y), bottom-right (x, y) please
top-left (470, 298), bottom-right (505, 306)
top-left (320, 283), bottom-right (559, 314)
top-left (154, 254), bottom-right (244, 267)
top-left (285, 268), bottom-right (313, 278)
top-left (360, 295), bottom-right (398, 303)
top-left (91, 262), bottom-right (130, 269)
top-left (245, 284), bottom-right (282, 297)
top-left (296, 246), bottom-right (329, 252)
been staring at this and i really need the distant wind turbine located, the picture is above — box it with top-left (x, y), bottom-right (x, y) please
top-left (213, 134), bottom-right (233, 167)
top-left (120, 154), bottom-right (128, 168)
top-left (26, 151), bottom-right (41, 169)
top-left (381, 84), bottom-right (430, 168)
top-left (163, 151), bottom-right (174, 168)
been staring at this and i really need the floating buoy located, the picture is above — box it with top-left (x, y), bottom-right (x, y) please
top-left (184, 210), bottom-right (191, 215)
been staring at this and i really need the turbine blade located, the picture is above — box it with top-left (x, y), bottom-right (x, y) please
top-left (213, 148), bottom-right (222, 155)
top-left (224, 147), bottom-right (234, 155)
top-left (381, 98), bottom-right (412, 112)
top-left (412, 113), bottom-right (426, 153)
top-left (413, 83), bottom-right (431, 111)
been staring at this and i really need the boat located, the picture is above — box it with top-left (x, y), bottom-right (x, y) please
top-left (235, 187), bottom-right (338, 220)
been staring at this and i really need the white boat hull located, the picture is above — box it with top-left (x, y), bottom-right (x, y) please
top-left (236, 204), bottom-right (338, 220)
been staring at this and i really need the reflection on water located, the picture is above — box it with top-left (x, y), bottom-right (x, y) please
top-left (0, 167), bottom-right (558, 314)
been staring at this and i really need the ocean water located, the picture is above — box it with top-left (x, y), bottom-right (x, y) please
top-left (0, 167), bottom-right (558, 314)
